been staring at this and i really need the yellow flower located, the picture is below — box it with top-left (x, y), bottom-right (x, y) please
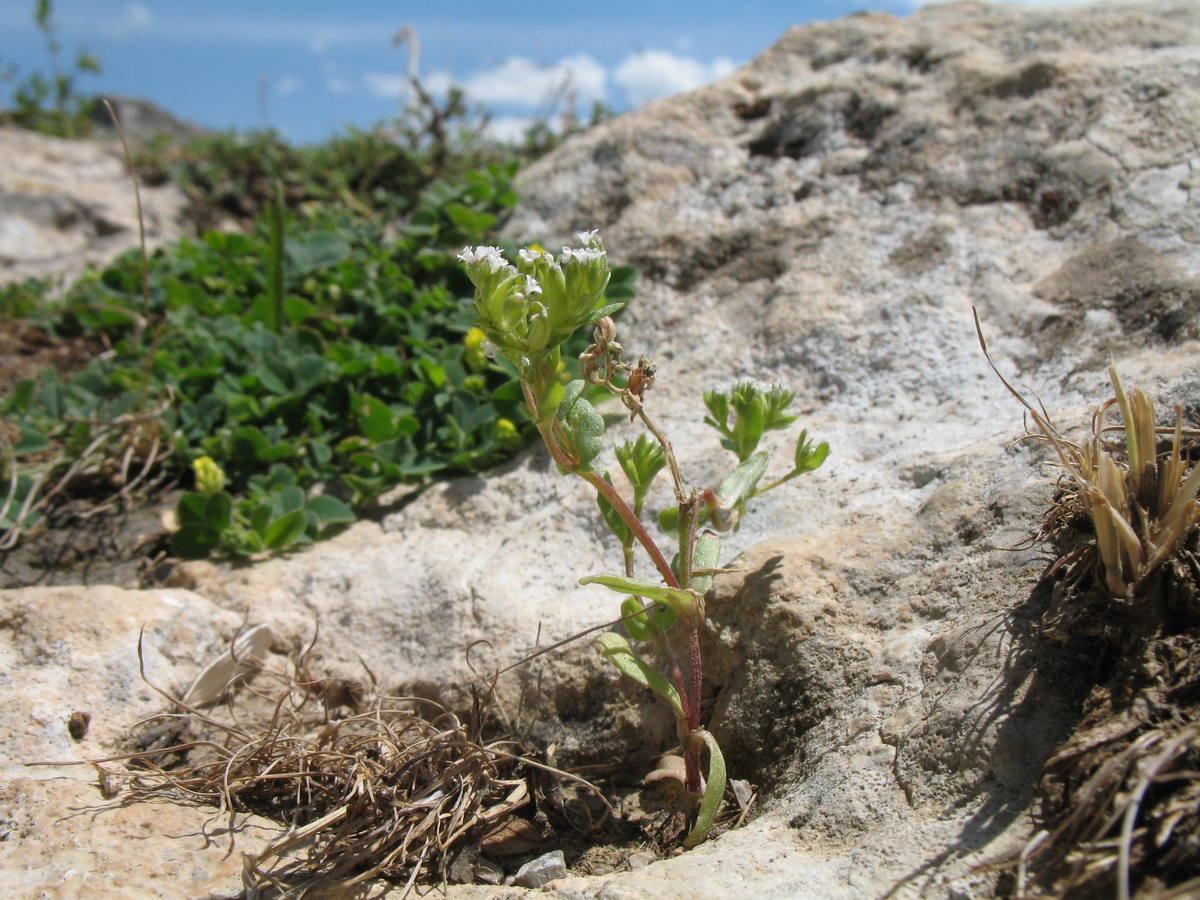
top-left (464, 327), bottom-right (489, 372)
top-left (495, 418), bottom-right (522, 450)
top-left (193, 456), bottom-right (226, 495)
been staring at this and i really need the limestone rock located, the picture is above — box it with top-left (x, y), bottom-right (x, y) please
top-left (0, 586), bottom-right (279, 898)
top-left (3, 1), bottom-right (1200, 898)
top-left (0, 126), bottom-right (188, 287)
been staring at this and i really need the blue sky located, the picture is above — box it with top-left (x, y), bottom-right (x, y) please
top-left (1, 0), bottom-right (1113, 144)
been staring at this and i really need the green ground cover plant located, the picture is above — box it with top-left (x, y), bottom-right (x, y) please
top-left (461, 232), bottom-right (828, 847)
top-left (0, 158), bottom-right (635, 561)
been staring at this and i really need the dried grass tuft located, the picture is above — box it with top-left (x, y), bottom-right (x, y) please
top-left (98, 632), bottom-right (614, 898)
top-left (977, 312), bottom-right (1200, 898)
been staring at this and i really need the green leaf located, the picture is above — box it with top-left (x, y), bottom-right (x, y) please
top-left (171, 525), bottom-right (222, 560)
top-left (13, 424), bottom-right (48, 455)
top-left (620, 595), bottom-right (653, 642)
top-left (620, 593), bottom-right (676, 641)
top-left (615, 433), bottom-right (666, 510)
top-left (255, 365), bottom-right (288, 395)
top-left (274, 484), bottom-right (306, 515)
top-left (286, 231), bottom-right (350, 277)
top-left (176, 491), bottom-right (211, 528)
top-left (579, 573), bottom-right (696, 620)
top-left (690, 532), bottom-right (722, 594)
top-left (4, 380), bottom-right (35, 415)
top-left (555, 379), bottom-right (604, 470)
top-left (793, 430), bottom-right (830, 474)
top-left (203, 490), bottom-right (233, 530)
top-left (595, 632), bottom-right (682, 716)
top-left (356, 394), bottom-right (398, 442)
top-left (263, 508), bottom-right (307, 549)
top-left (284, 295), bottom-right (317, 326)
top-left (229, 426), bottom-right (292, 463)
top-left (306, 494), bottom-right (355, 526)
top-left (703, 389), bottom-right (731, 437)
top-left (683, 731), bottom-right (727, 849)
top-left (717, 452), bottom-right (769, 508)
top-left (705, 382), bottom-right (798, 461)
top-left (595, 470), bottom-right (632, 545)
top-left (538, 379), bottom-right (565, 424)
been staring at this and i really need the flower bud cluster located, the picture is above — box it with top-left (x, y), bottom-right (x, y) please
top-left (459, 231), bottom-right (619, 371)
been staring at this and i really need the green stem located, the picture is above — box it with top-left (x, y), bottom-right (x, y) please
top-left (266, 179), bottom-right (285, 334)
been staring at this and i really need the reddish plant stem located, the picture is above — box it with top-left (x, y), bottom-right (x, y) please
top-left (683, 621), bottom-right (704, 793)
top-left (581, 470), bottom-right (680, 589)
top-left (525, 373), bottom-right (706, 793)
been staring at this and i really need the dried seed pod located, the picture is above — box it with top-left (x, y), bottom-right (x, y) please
top-left (67, 711), bottom-right (92, 741)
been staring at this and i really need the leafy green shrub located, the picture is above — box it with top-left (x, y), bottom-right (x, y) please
top-left (134, 128), bottom-right (431, 230)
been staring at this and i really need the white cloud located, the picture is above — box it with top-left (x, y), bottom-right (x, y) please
top-left (485, 115), bottom-right (539, 145)
top-left (613, 51), bottom-right (738, 106)
top-left (326, 77), bottom-right (350, 94)
top-left (364, 72), bottom-right (409, 99)
top-left (367, 54), bottom-right (609, 113)
top-left (433, 54), bottom-right (608, 109)
top-left (276, 75), bottom-right (303, 97)
top-left (125, 3), bottom-right (151, 28)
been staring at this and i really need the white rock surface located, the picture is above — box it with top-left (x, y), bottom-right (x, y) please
top-left (0, 126), bottom-right (187, 287)
top-left (0, 586), bottom-right (279, 898)
top-left (2, 1), bottom-right (1199, 897)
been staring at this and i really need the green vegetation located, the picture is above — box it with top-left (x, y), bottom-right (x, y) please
top-left (0, 3), bottom-right (632, 566)
top-left (0, 130), bottom-right (635, 563)
top-left (0, 0), bottom-right (100, 137)
top-left (461, 232), bottom-right (827, 848)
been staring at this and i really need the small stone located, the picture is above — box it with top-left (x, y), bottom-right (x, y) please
top-left (509, 850), bottom-right (567, 888)
top-left (475, 856), bottom-right (505, 885)
top-left (626, 850), bottom-right (657, 871)
top-left (447, 844), bottom-right (479, 884)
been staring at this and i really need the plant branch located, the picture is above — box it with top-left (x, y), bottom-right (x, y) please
top-left (581, 469), bottom-right (679, 589)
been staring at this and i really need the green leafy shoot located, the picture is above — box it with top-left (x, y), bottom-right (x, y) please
top-left (615, 433), bottom-right (667, 515)
top-left (461, 234), bottom-right (829, 849)
top-left (704, 382), bottom-right (798, 462)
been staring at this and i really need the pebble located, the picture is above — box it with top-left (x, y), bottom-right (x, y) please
top-left (509, 850), bottom-right (567, 888)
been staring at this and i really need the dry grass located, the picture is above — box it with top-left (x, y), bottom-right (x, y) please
top-left (977, 312), bottom-right (1200, 899)
top-left (90, 632), bottom-right (617, 898)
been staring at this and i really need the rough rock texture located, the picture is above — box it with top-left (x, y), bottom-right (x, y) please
top-left (0, 126), bottom-right (187, 287)
top-left (0, 587), bottom-right (279, 898)
top-left (3, 1), bottom-right (1200, 897)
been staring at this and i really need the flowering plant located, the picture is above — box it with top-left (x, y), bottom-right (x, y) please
top-left (460, 231), bottom-right (828, 847)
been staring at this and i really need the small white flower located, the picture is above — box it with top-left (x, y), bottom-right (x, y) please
top-left (481, 338), bottom-right (499, 359)
top-left (522, 275), bottom-right (542, 296)
top-left (518, 248), bottom-right (553, 265)
top-left (560, 246), bottom-right (606, 266)
top-left (576, 229), bottom-right (599, 245)
top-left (458, 245), bottom-right (509, 274)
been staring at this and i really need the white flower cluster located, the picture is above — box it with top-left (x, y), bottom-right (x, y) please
top-left (457, 245), bottom-right (510, 274)
top-left (559, 246), bottom-right (606, 266)
top-left (518, 248), bottom-right (555, 265)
